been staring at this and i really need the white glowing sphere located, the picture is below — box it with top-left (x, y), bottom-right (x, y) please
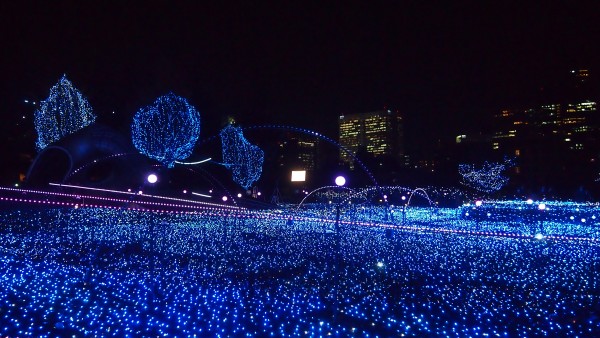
top-left (222, 196), bottom-right (228, 202)
top-left (475, 200), bottom-right (483, 207)
top-left (335, 176), bottom-right (346, 187)
top-left (147, 174), bottom-right (158, 184)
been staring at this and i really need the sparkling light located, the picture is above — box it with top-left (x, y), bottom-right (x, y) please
top-left (147, 174), bottom-right (158, 184)
top-left (0, 186), bottom-right (598, 337)
top-left (219, 124), bottom-right (264, 189)
top-left (131, 93), bottom-right (201, 168)
top-left (34, 75), bottom-right (96, 151)
top-left (458, 158), bottom-right (513, 193)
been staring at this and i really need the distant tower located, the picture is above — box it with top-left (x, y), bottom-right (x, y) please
top-left (338, 109), bottom-right (404, 168)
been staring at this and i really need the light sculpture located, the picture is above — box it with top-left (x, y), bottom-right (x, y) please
top-left (458, 158), bottom-right (513, 193)
top-left (131, 93), bottom-right (201, 168)
top-left (34, 75), bottom-right (96, 151)
top-left (219, 124), bottom-right (264, 189)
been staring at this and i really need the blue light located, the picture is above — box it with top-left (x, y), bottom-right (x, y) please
top-left (34, 75), bottom-right (96, 151)
top-left (131, 93), bottom-right (201, 168)
top-left (219, 124), bottom-right (264, 189)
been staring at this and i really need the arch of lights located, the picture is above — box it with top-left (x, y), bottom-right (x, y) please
top-left (296, 185), bottom-right (357, 210)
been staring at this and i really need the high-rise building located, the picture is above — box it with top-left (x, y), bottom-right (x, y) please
top-left (338, 109), bottom-right (404, 167)
top-left (277, 136), bottom-right (319, 171)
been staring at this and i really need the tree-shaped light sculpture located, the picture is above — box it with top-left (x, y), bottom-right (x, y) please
top-left (34, 75), bottom-right (96, 151)
top-left (220, 124), bottom-right (264, 189)
top-left (131, 93), bottom-right (201, 168)
top-left (459, 158), bottom-right (513, 193)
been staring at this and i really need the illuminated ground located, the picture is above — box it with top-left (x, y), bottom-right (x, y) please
top-left (0, 193), bottom-right (599, 336)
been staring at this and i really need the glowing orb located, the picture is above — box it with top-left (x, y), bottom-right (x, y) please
top-left (147, 174), bottom-right (158, 184)
top-left (335, 176), bottom-right (346, 187)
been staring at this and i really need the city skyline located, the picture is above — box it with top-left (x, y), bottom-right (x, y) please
top-left (2, 2), bottom-right (599, 140)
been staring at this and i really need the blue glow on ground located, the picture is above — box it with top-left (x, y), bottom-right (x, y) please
top-left (0, 190), bottom-right (599, 336)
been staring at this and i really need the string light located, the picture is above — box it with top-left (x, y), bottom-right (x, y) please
top-left (34, 75), bottom-right (96, 151)
top-left (0, 185), bottom-right (599, 336)
top-left (219, 124), bottom-right (264, 189)
top-left (131, 93), bottom-right (201, 168)
top-left (458, 158), bottom-right (513, 193)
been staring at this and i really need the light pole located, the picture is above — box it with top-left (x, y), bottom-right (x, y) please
top-left (333, 175), bottom-right (345, 325)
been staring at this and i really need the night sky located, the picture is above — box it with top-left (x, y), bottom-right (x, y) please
top-left (1, 1), bottom-right (599, 156)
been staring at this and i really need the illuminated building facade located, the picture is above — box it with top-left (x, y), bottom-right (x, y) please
top-left (338, 109), bottom-right (404, 168)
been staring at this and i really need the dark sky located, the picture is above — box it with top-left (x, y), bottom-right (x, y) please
top-left (1, 1), bottom-right (599, 151)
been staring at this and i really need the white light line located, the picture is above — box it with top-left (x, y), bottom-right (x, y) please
top-left (175, 157), bottom-right (212, 165)
top-left (49, 183), bottom-right (241, 209)
top-left (191, 192), bottom-right (212, 198)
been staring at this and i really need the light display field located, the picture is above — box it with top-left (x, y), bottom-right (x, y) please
top-left (0, 194), bottom-right (599, 337)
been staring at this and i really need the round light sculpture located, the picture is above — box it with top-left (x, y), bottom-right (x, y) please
top-left (475, 200), bottom-right (483, 207)
top-left (538, 203), bottom-right (546, 211)
top-left (147, 174), bottom-right (158, 184)
top-left (335, 176), bottom-right (346, 187)
top-left (222, 196), bottom-right (228, 202)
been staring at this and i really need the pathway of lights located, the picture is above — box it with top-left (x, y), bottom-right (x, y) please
top-left (34, 75), bottom-right (96, 151)
top-left (0, 191), bottom-right (599, 336)
top-left (131, 93), bottom-right (201, 168)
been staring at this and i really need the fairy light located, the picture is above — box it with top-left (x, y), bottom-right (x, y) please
top-left (34, 75), bottom-right (96, 151)
top-left (0, 185), bottom-right (598, 336)
top-left (131, 93), bottom-right (201, 168)
top-left (458, 158), bottom-right (513, 193)
top-left (219, 124), bottom-right (264, 189)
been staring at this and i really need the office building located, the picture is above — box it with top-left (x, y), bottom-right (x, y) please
top-left (338, 109), bottom-right (404, 168)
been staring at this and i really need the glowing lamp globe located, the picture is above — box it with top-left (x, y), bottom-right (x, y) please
top-left (475, 200), bottom-right (483, 207)
top-left (538, 203), bottom-right (546, 211)
top-left (147, 174), bottom-right (158, 184)
top-left (335, 176), bottom-right (346, 187)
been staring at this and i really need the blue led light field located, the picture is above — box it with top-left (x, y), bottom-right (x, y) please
top-left (0, 190), bottom-right (599, 337)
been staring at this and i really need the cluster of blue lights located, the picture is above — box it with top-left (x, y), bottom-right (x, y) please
top-left (34, 75), bottom-right (96, 151)
top-left (219, 124), bottom-right (264, 189)
top-left (0, 186), bottom-right (599, 336)
top-left (458, 158), bottom-right (513, 193)
top-left (131, 93), bottom-right (201, 168)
